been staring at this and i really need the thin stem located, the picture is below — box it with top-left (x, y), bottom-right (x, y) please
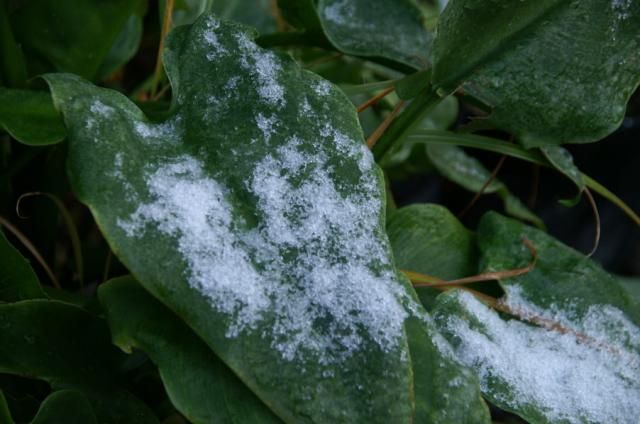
top-left (17, 192), bottom-right (84, 286)
top-left (408, 130), bottom-right (640, 226)
top-left (0, 215), bottom-right (60, 289)
top-left (367, 101), bottom-right (405, 149)
top-left (150, 0), bottom-right (175, 98)
top-left (584, 188), bottom-right (601, 257)
top-left (405, 238), bottom-right (537, 289)
top-left (458, 155), bottom-right (507, 219)
top-left (357, 86), bottom-right (395, 113)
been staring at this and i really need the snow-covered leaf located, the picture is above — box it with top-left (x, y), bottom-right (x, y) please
top-left (46, 14), bottom-right (488, 423)
top-left (433, 213), bottom-right (640, 423)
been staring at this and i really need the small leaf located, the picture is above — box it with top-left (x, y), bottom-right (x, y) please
top-left (387, 204), bottom-right (478, 309)
top-left (97, 13), bottom-right (144, 80)
top-left (0, 230), bottom-right (46, 302)
top-left (540, 145), bottom-right (585, 192)
top-left (10, 0), bottom-right (145, 80)
top-left (31, 390), bottom-right (98, 424)
top-left (0, 88), bottom-right (66, 145)
top-left (99, 276), bottom-right (282, 424)
top-left (432, 0), bottom-right (640, 147)
top-left (212, 0), bottom-right (277, 34)
top-left (316, 0), bottom-right (433, 69)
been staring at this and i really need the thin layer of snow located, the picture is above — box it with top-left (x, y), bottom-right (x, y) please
top-left (235, 32), bottom-right (285, 107)
top-left (438, 290), bottom-right (640, 424)
top-left (203, 16), bottom-right (228, 60)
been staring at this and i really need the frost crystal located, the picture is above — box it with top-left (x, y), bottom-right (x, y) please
top-left (439, 290), bottom-right (640, 424)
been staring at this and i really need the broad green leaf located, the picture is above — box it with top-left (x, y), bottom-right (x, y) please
top-left (0, 230), bottom-right (46, 302)
top-left (316, 0), bottom-right (432, 69)
top-left (426, 145), bottom-right (543, 227)
top-left (99, 276), bottom-right (282, 424)
top-left (31, 390), bottom-right (98, 424)
top-left (48, 14), bottom-right (488, 423)
top-left (387, 204), bottom-right (478, 310)
top-left (432, 212), bottom-right (640, 423)
top-left (0, 299), bottom-right (158, 423)
top-left (10, 0), bottom-right (144, 80)
top-left (0, 88), bottom-right (66, 145)
top-left (431, 0), bottom-right (640, 147)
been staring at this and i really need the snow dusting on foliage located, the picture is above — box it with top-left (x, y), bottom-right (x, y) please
top-left (116, 16), bottom-right (414, 364)
top-left (437, 290), bottom-right (640, 423)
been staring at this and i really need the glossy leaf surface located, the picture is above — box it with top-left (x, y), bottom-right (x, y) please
top-left (99, 276), bottom-right (282, 424)
top-left (0, 88), bottom-right (65, 145)
top-left (432, 0), bottom-right (640, 147)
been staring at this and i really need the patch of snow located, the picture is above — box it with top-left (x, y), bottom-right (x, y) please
top-left (133, 116), bottom-right (182, 144)
top-left (235, 33), bottom-right (285, 107)
top-left (322, 0), bottom-right (354, 25)
top-left (117, 156), bottom-right (270, 337)
top-left (202, 16), bottom-right (228, 60)
top-left (255, 113), bottom-right (278, 142)
top-left (438, 290), bottom-right (640, 424)
top-left (314, 80), bottom-right (332, 96)
top-left (90, 100), bottom-right (115, 117)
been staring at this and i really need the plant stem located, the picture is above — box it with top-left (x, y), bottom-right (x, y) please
top-left (150, 0), bottom-right (175, 98)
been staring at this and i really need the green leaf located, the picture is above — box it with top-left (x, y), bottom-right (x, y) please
top-left (431, 0), bottom-right (640, 147)
top-left (212, 0), bottom-right (277, 34)
top-left (10, 0), bottom-right (144, 80)
top-left (388, 204), bottom-right (478, 280)
top-left (31, 390), bottom-right (98, 424)
top-left (433, 212), bottom-right (640, 423)
top-left (0, 230), bottom-right (46, 302)
top-left (316, 0), bottom-right (433, 69)
top-left (0, 299), bottom-right (159, 423)
top-left (387, 204), bottom-right (478, 309)
top-left (0, 299), bottom-right (124, 390)
top-left (0, 88), bottom-right (66, 145)
top-left (47, 14), bottom-right (489, 423)
top-left (540, 145), bottom-right (585, 192)
top-left (99, 276), bottom-right (282, 424)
